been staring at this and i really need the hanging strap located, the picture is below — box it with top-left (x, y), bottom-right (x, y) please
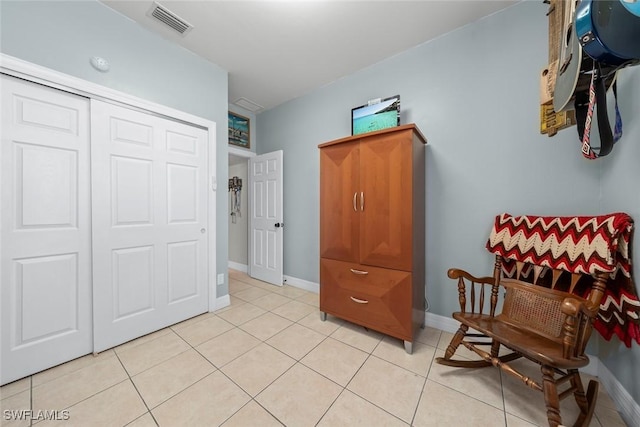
top-left (574, 64), bottom-right (622, 159)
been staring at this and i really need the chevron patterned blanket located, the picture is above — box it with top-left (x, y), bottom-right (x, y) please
top-left (486, 213), bottom-right (640, 347)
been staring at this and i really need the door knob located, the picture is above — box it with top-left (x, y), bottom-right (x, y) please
top-left (275, 222), bottom-right (284, 228)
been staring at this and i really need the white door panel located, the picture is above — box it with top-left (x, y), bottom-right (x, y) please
top-left (1, 75), bottom-right (92, 385)
top-left (249, 151), bottom-right (283, 286)
top-left (91, 100), bottom-right (208, 353)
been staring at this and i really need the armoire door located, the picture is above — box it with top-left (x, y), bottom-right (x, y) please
top-left (319, 141), bottom-right (360, 263)
top-left (90, 100), bottom-right (209, 353)
top-left (359, 132), bottom-right (413, 271)
top-left (0, 75), bottom-right (92, 385)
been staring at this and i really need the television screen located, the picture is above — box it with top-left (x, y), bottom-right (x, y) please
top-left (351, 95), bottom-right (400, 135)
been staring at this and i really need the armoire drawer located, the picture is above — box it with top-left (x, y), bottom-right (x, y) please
top-left (320, 258), bottom-right (412, 340)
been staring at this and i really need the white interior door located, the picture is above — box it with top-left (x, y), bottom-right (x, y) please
top-left (248, 150), bottom-right (283, 286)
top-left (0, 75), bottom-right (92, 385)
top-left (91, 100), bottom-right (209, 352)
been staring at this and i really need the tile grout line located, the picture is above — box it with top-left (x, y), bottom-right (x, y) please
top-left (499, 365), bottom-right (508, 426)
top-left (252, 276), bottom-right (440, 426)
top-left (29, 375), bottom-right (33, 427)
top-left (170, 306), bottom-right (293, 425)
top-left (409, 346), bottom-right (437, 426)
top-left (113, 349), bottom-right (160, 426)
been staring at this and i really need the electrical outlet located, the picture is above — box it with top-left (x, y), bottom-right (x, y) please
top-left (217, 273), bottom-right (224, 285)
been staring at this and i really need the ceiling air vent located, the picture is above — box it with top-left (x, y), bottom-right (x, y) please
top-left (147, 2), bottom-right (193, 36)
top-left (233, 97), bottom-right (264, 113)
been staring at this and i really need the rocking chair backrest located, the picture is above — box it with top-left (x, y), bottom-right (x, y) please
top-left (491, 256), bottom-right (609, 359)
top-left (499, 279), bottom-right (572, 343)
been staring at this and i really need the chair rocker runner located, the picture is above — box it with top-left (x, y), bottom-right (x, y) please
top-left (437, 213), bottom-right (638, 427)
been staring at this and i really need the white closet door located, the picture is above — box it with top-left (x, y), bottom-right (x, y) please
top-left (0, 75), bottom-right (92, 385)
top-left (91, 100), bottom-right (209, 352)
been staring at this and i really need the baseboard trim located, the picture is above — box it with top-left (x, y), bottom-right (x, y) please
top-left (424, 312), bottom-right (460, 334)
top-left (597, 358), bottom-right (640, 426)
top-left (213, 294), bottom-right (230, 312)
top-left (228, 261), bottom-right (248, 273)
top-left (283, 275), bottom-right (319, 293)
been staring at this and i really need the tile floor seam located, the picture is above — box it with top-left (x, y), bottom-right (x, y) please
top-left (341, 351), bottom-right (372, 395)
top-left (297, 354), bottom-right (361, 391)
top-left (169, 314), bottom-right (235, 374)
top-left (409, 342), bottom-right (438, 426)
top-left (368, 353), bottom-right (431, 381)
top-left (188, 340), bottom-right (223, 370)
top-left (40, 378), bottom-right (131, 422)
top-left (220, 342), bottom-right (298, 396)
top-left (428, 374), bottom-right (509, 413)
top-left (213, 345), bottom-right (287, 399)
top-left (125, 412), bottom-right (158, 427)
top-left (216, 398), bottom-right (251, 426)
top-left (499, 362), bottom-right (508, 427)
top-left (130, 346), bottom-right (235, 424)
top-left (115, 331), bottom-right (173, 356)
top-left (327, 328), bottom-right (381, 355)
top-left (251, 396), bottom-right (287, 426)
top-left (328, 386), bottom-right (412, 427)
top-left (313, 385), bottom-right (347, 427)
top-left (146, 370), bottom-right (227, 423)
top-left (113, 349), bottom-right (158, 423)
top-left (408, 353), bottom-right (433, 426)
top-left (29, 375), bottom-right (33, 427)
top-left (121, 346), bottom-right (193, 379)
top-left (222, 301), bottom-right (269, 326)
top-left (262, 325), bottom-right (330, 361)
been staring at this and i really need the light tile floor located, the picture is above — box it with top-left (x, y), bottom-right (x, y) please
top-left (0, 270), bottom-right (629, 427)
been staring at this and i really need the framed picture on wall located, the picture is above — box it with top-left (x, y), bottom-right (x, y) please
top-left (228, 112), bottom-right (250, 149)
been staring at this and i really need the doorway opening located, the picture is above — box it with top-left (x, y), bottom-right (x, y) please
top-left (228, 147), bottom-right (254, 273)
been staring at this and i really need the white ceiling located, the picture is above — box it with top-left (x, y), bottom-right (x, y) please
top-left (101, 1), bottom-right (516, 113)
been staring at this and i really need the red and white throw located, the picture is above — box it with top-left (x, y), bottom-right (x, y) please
top-left (486, 213), bottom-right (639, 347)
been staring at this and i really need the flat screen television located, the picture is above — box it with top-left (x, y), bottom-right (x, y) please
top-left (351, 95), bottom-right (400, 135)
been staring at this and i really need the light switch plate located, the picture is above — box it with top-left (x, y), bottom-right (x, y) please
top-left (217, 273), bottom-right (224, 285)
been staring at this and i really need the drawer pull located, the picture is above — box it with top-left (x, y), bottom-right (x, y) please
top-left (350, 296), bottom-right (369, 304)
top-left (349, 268), bottom-right (369, 275)
top-left (353, 192), bottom-right (358, 212)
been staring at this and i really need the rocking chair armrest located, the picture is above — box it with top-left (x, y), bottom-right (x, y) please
top-left (560, 297), bottom-right (594, 318)
top-left (560, 297), bottom-right (595, 359)
top-left (447, 268), bottom-right (494, 285)
top-left (448, 269), bottom-right (496, 315)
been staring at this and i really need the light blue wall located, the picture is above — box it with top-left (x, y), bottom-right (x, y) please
top-left (598, 68), bottom-right (640, 404)
top-left (0, 0), bottom-right (231, 295)
top-left (257, 0), bottom-right (640, 407)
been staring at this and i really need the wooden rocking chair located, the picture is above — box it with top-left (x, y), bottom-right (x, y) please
top-left (436, 213), bottom-right (635, 427)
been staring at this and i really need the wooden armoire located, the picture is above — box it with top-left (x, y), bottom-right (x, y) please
top-left (318, 124), bottom-right (426, 353)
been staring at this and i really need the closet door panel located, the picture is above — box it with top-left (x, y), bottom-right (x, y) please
top-left (0, 75), bottom-right (92, 385)
top-left (91, 100), bottom-right (209, 353)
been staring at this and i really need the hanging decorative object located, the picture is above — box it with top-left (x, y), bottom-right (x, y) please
top-left (229, 176), bottom-right (242, 224)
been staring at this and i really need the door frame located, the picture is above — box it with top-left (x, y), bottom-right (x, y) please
top-left (0, 53), bottom-right (219, 312)
top-left (228, 145), bottom-right (255, 273)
